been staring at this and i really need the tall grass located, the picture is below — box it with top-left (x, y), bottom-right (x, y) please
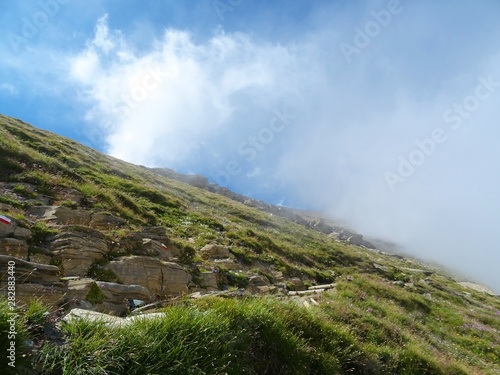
top-left (28, 296), bottom-right (477, 374)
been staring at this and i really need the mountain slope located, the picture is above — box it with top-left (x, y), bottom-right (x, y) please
top-left (0, 114), bottom-right (499, 374)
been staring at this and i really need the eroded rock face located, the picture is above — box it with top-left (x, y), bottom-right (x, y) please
top-left (50, 226), bottom-right (108, 276)
top-left (0, 255), bottom-right (63, 306)
top-left (0, 255), bottom-right (60, 284)
top-left (106, 256), bottom-right (191, 297)
top-left (15, 284), bottom-right (65, 307)
top-left (27, 206), bottom-right (125, 229)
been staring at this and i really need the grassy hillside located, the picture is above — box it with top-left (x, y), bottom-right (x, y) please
top-left (0, 115), bottom-right (499, 374)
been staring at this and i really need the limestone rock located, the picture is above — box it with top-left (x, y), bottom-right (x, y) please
top-left (310, 219), bottom-right (334, 235)
top-left (50, 227), bottom-right (108, 276)
top-left (200, 272), bottom-right (219, 290)
top-left (200, 244), bottom-right (234, 259)
top-left (0, 238), bottom-right (29, 260)
top-left (0, 255), bottom-right (60, 285)
top-left (27, 206), bottom-right (125, 229)
top-left (65, 278), bottom-right (154, 315)
top-left (249, 275), bottom-right (270, 287)
top-left (97, 281), bottom-right (154, 315)
top-left (13, 283), bottom-right (65, 307)
top-left (106, 256), bottom-right (191, 297)
top-left (139, 238), bottom-right (179, 259)
top-left (28, 206), bottom-right (91, 225)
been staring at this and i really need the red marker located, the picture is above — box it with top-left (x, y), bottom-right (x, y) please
top-left (0, 215), bottom-right (12, 225)
top-left (161, 243), bottom-right (168, 250)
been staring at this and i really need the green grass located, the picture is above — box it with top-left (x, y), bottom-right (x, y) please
top-left (20, 295), bottom-right (486, 374)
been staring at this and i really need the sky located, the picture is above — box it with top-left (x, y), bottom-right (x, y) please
top-left (1, 0), bottom-right (500, 292)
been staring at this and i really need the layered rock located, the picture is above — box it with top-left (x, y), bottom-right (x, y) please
top-left (106, 256), bottom-right (191, 297)
top-left (50, 226), bottom-right (108, 276)
top-left (27, 206), bottom-right (126, 229)
top-left (0, 255), bottom-right (64, 306)
top-left (0, 255), bottom-right (60, 284)
top-left (0, 238), bottom-right (29, 260)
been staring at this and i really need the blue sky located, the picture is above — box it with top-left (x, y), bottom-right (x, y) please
top-left (1, 0), bottom-right (500, 291)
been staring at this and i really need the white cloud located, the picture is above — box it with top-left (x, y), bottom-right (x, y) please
top-left (69, 17), bottom-right (301, 167)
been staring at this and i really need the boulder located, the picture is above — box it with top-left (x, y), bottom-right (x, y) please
top-left (200, 272), bottom-right (219, 290)
top-left (248, 275), bottom-right (270, 287)
top-left (65, 279), bottom-right (154, 315)
top-left (139, 238), bottom-right (179, 259)
top-left (0, 255), bottom-right (60, 285)
top-left (50, 227), bottom-right (108, 276)
top-left (289, 278), bottom-right (306, 291)
top-left (131, 227), bottom-right (170, 242)
top-left (0, 238), bottom-right (29, 259)
top-left (200, 244), bottom-right (234, 259)
top-left (248, 275), bottom-right (271, 293)
top-left (106, 256), bottom-right (191, 297)
top-left (97, 281), bottom-right (154, 315)
top-left (346, 234), bottom-right (376, 249)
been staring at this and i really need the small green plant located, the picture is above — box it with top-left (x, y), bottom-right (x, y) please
top-left (12, 184), bottom-right (37, 199)
top-left (179, 245), bottom-right (196, 264)
top-left (60, 200), bottom-right (78, 209)
top-left (30, 222), bottom-right (58, 244)
top-left (85, 282), bottom-right (106, 305)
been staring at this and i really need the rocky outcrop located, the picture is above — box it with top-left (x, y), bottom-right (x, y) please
top-left (248, 275), bottom-right (273, 294)
top-left (50, 226), bottom-right (109, 276)
top-left (15, 284), bottom-right (65, 307)
top-left (0, 255), bottom-right (64, 307)
top-left (64, 278), bottom-right (154, 315)
top-left (199, 272), bottom-right (219, 291)
top-left (105, 256), bottom-right (191, 297)
top-left (27, 206), bottom-right (126, 229)
top-left (0, 255), bottom-right (60, 284)
top-left (98, 281), bottom-right (153, 315)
